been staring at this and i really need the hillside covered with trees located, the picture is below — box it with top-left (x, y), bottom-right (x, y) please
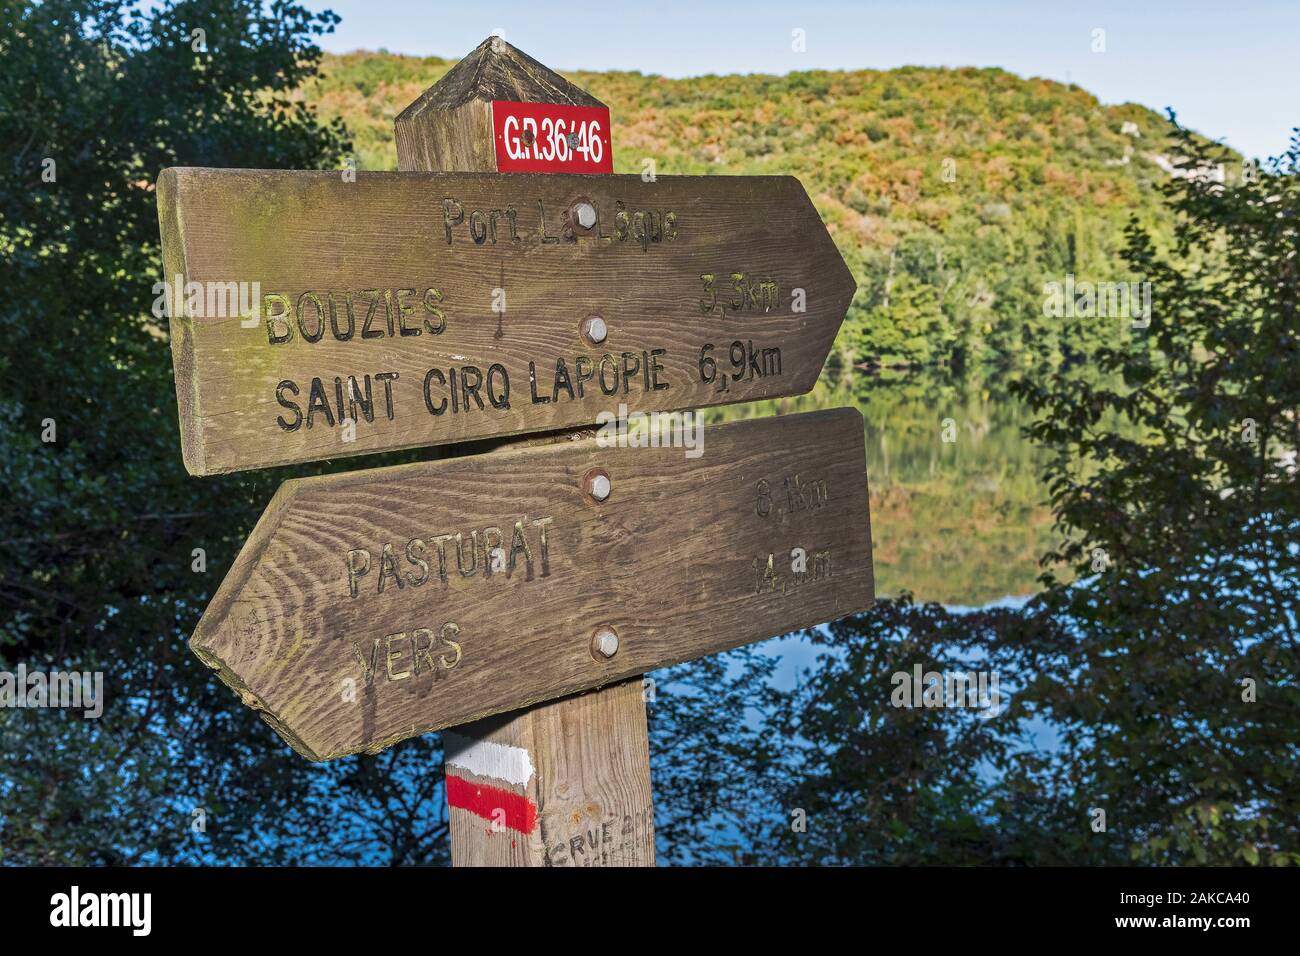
top-left (303, 50), bottom-right (1236, 371)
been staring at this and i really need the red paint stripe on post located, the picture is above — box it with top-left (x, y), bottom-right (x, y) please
top-left (446, 773), bottom-right (539, 834)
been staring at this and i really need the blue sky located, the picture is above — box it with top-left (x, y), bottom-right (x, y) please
top-left (310, 0), bottom-right (1297, 161)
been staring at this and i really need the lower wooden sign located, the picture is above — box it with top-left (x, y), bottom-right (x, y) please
top-left (191, 407), bottom-right (874, 760)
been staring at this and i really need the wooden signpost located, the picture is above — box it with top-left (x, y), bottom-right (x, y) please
top-left (160, 36), bottom-right (874, 866)
top-left (396, 39), bottom-right (660, 867)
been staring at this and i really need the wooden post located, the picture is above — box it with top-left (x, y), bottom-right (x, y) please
top-left (443, 679), bottom-right (654, 867)
top-left (396, 36), bottom-right (656, 867)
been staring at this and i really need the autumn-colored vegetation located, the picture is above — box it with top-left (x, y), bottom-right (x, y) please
top-left (303, 50), bottom-right (1233, 370)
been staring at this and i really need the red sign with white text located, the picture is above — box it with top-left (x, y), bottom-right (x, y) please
top-left (491, 101), bottom-right (614, 174)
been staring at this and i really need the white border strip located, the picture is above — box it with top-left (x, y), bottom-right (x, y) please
top-left (444, 732), bottom-right (535, 788)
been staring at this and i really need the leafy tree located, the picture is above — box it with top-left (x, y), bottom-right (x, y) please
top-left (647, 647), bottom-right (781, 865)
top-left (727, 119), bottom-right (1298, 867)
top-left (753, 597), bottom-right (1074, 865)
top-left (1014, 120), bottom-right (1300, 865)
top-left (0, 0), bottom-right (460, 865)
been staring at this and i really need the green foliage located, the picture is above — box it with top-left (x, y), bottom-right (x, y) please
top-left (1012, 120), bottom-right (1300, 865)
top-left (0, 0), bottom-right (451, 865)
top-left (647, 647), bottom-right (783, 865)
top-left (754, 597), bottom-right (1099, 865)
top-left (719, 121), bottom-right (1299, 867)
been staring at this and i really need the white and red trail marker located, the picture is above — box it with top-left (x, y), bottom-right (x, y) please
top-left (444, 732), bottom-right (539, 834)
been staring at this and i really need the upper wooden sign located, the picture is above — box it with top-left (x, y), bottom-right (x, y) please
top-left (189, 408), bottom-right (874, 760)
top-left (157, 167), bottom-right (856, 475)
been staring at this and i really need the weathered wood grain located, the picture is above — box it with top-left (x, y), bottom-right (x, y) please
top-left (189, 408), bottom-right (874, 761)
top-left (157, 166), bottom-right (856, 475)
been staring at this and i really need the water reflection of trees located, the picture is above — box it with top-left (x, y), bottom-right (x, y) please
top-left (714, 365), bottom-right (1065, 604)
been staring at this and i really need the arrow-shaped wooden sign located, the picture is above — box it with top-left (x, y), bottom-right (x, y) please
top-left (190, 408), bottom-right (873, 760)
top-left (157, 167), bottom-right (856, 475)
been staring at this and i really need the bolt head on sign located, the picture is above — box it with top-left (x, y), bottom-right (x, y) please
top-left (581, 314), bottom-right (607, 345)
top-left (591, 625), bottom-right (620, 660)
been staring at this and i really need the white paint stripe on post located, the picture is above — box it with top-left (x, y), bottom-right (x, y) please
top-left (443, 731), bottom-right (536, 788)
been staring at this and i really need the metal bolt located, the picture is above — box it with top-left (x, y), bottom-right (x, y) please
top-left (587, 471), bottom-right (611, 502)
top-left (573, 200), bottom-right (598, 229)
top-left (591, 625), bottom-right (619, 660)
top-left (581, 314), bottom-right (608, 345)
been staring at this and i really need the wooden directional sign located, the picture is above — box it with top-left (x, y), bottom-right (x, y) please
top-left (190, 408), bottom-right (873, 761)
top-left (157, 167), bottom-right (856, 475)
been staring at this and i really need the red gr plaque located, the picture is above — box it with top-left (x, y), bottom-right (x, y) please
top-left (491, 101), bottom-right (614, 174)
